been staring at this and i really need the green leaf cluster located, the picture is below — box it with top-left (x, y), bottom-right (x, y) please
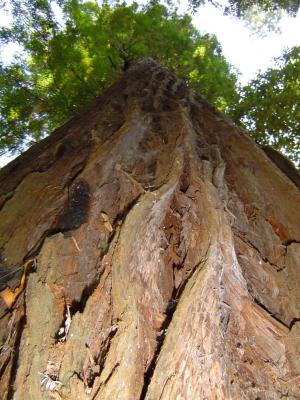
top-left (189, 0), bottom-right (300, 17)
top-left (224, 0), bottom-right (300, 17)
top-left (230, 46), bottom-right (300, 164)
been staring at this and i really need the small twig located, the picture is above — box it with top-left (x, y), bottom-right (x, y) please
top-left (108, 55), bottom-right (117, 70)
top-left (0, 266), bottom-right (24, 283)
top-left (224, 204), bottom-right (237, 220)
top-left (71, 237), bottom-right (81, 252)
top-left (115, 164), bottom-right (146, 194)
top-left (159, 373), bottom-right (176, 400)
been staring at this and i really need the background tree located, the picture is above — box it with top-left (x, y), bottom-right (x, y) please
top-left (229, 46), bottom-right (300, 164)
top-left (188, 0), bottom-right (300, 34)
top-left (189, 0), bottom-right (300, 17)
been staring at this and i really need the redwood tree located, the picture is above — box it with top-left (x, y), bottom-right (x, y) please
top-left (0, 58), bottom-right (300, 399)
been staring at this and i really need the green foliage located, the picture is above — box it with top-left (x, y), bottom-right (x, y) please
top-left (189, 0), bottom-right (299, 35)
top-left (224, 1), bottom-right (300, 35)
top-left (223, 0), bottom-right (299, 18)
top-left (189, 0), bottom-right (300, 17)
top-left (188, 36), bottom-right (239, 110)
top-left (230, 46), bottom-right (300, 164)
top-left (0, 0), bottom-right (238, 153)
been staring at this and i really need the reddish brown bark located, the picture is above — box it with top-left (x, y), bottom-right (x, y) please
top-left (0, 58), bottom-right (300, 399)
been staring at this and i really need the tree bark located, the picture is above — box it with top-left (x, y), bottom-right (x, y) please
top-left (0, 58), bottom-right (300, 400)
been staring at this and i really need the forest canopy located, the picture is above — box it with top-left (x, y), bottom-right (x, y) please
top-left (0, 0), bottom-right (299, 164)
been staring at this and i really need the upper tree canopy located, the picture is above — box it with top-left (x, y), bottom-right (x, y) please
top-left (0, 0), bottom-right (299, 163)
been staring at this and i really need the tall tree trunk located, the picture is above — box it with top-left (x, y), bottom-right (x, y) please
top-left (0, 58), bottom-right (300, 400)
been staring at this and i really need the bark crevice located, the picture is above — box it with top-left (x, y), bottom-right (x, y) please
top-left (6, 315), bottom-right (26, 400)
